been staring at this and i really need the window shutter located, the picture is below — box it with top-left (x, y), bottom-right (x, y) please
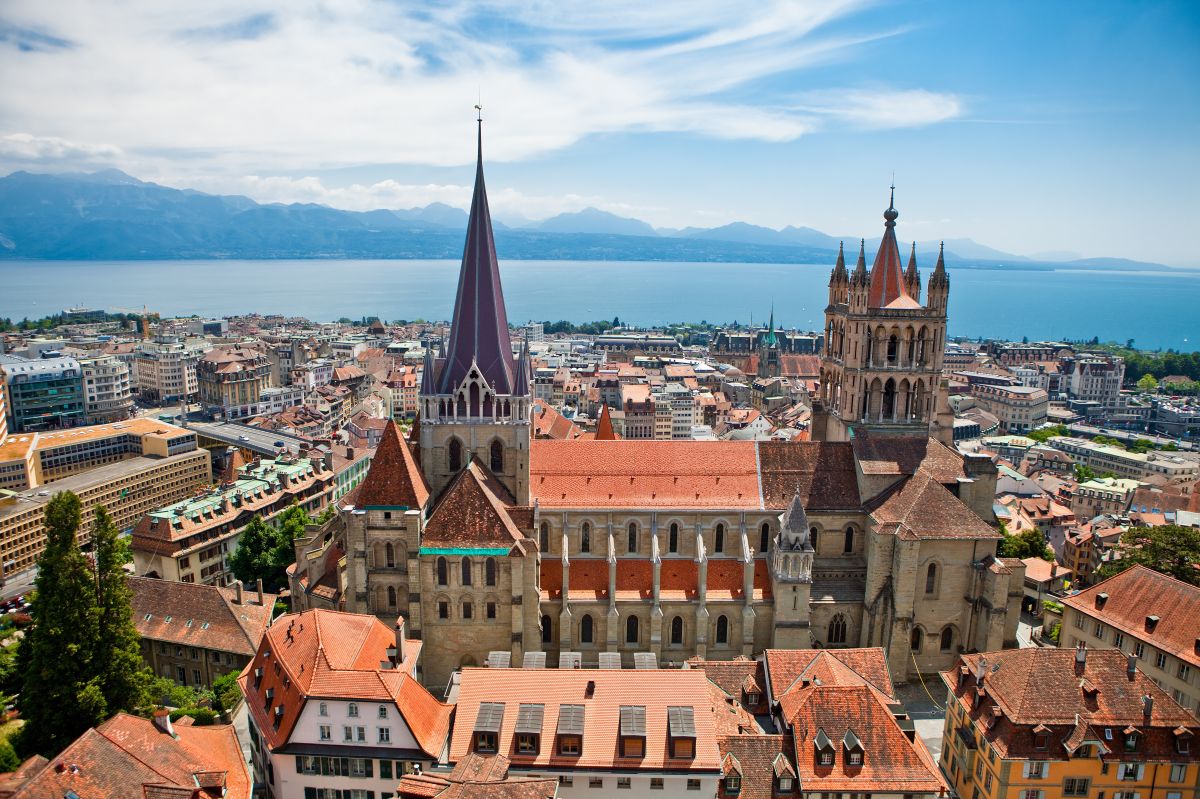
top-left (1137, 765), bottom-right (1145, 780)
top-left (366, 759), bottom-right (374, 778)
top-left (1022, 762), bottom-right (1031, 778)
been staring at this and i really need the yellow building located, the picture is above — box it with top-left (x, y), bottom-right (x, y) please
top-left (940, 647), bottom-right (1199, 799)
top-left (0, 448), bottom-right (212, 581)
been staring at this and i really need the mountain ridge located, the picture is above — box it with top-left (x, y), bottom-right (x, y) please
top-left (0, 169), bottom-right (1180, 272)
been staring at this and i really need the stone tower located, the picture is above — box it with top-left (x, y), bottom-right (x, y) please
top-left (770, 492), bottom-right (814, 648)
top-left (757, 307), bottom-right (781, 379)
top-left (418, 119), bottom-right (532, 503)
top-left (815, 189), bottom-right (952, 444)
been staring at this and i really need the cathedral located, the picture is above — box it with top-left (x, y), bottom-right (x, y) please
top-left (300, 121), bottom-right (1025, 690)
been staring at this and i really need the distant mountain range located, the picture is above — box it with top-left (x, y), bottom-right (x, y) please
top-left (0, 169), bottom-right (1176, 271)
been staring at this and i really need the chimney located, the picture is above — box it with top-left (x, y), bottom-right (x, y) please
top-left (1146, 615), bottom-right (1160, 632)
top-left (395, 616), bottom-right (407, 665)
top-left (234, 580), bottom-right (243, 605)
top-left (1075, 642), bottom-right (1087, 670)
top-left (1050, 563), bottom-right (1058, 579)
top-left (585, 680), bottom-right (596, 698)
top-left (1127, 654), bottom-right (1137, 679)
top-left (256, 578), bottom-right (264, 606)
top-left (346, 446), bottom-right (354, 460)
top-left (1142, 694), bottom-right (1153, 719)
top-left (153, 708), bottom-right (174, 736)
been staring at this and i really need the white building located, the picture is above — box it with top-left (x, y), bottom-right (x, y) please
top-left (239, 610), bottom-right (451, 799)
top-left (136, 336), bottom-right (209, 403)
top-left (79, 353), bottom-right (134, 424)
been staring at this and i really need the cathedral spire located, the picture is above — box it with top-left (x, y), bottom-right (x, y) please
top-left (437, 116), bottom-right (516, 395)
top-left (764, 304), bottom-right (778, 348)
top-left (851, 239), bottom-right (868, 283)
top-left (904, 241), bottom-right (921, 299)
top-left (867, 187), bottom-right (918, 309)
top-left (833, 241), bottom-right (847, 280)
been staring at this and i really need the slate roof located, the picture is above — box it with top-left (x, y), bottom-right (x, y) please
top-left (757, 441), bottom-right (860, 510)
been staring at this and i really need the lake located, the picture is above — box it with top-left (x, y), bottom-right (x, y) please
top-left (1, 259), bottom-right (1197, 351)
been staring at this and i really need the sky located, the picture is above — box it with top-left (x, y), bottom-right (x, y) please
top-left (1, 1), bottom-right (1198, 266)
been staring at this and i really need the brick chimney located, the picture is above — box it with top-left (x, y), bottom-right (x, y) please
top-left (153, 708), bottom-right (174, 736)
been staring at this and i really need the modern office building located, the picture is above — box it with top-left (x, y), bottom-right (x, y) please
top-left (0, 354), bottom-right (85, 432)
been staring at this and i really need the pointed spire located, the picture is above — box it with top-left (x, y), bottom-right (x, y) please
top-left (419, 344), bottom-right (436, 396)
top-left (834, 241), bottom-right (847, 278)
top-left (867, 187), bottom-right (917, 308)
top-left (781, 490), bottom-right (811, 547)
top-left (595, 403), bottom-right (618, 440)
top-left (763, 304), bottom-right (778, 348)
top-left (851, 238), bottom-right (868, 282)
top-left (438, 116), bottom-right (515, 395)
top-left (357, 420), bottom-right (430, 510)
top-left (930, 240), bottom-right (949, 288)
top-left (512, 333), bottom-right (531, 396)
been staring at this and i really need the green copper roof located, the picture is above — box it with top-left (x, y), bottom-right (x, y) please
top-left (419, 546), bottom-right (511, 556)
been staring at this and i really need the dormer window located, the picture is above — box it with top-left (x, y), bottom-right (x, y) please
top-left (745, 691), bottom-right (760, 705)
top-left (843, 730), bottom-right (864, 767)
top-left (724, 775), bottom-right (742, 795)
top-left (667, 706), bottom-right (696, 759)
top-left (514, 703), bottom-right (544, 756)
top-left (473, 702), bottom-right (505, 754)
top-left (557, 704), bottom-right (584, 755)
top-left (1124, 727), bottom-right (1139, 751)
top-left (777, 775), bottom-right (794, 791)
top-left (619, 705), bottom-right (647, 758)
top-left (814, 728), bottom-right (835, 767)
top-left (1034, 724), bottom-right (1051, 750)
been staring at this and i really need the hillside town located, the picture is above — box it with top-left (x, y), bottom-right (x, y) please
top-left (0, 133), bottom-right (1198, 799)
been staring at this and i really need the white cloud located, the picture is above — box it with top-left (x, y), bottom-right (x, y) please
top-left (0, 132), bottom-right (122, 164)
top-left (0, 0), bottom-right (962, 179)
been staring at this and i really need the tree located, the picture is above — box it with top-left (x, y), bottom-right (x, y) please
top-left (92, 505), bottom-right (149, 716)
top-left (997, 522), bottom-right (1054, 561)
top-left (229, 505), bottom-right (310, 592)
top-left (1073, 463), bottom-right (1097, 482)
top-left (1137, 374), bottom-right (1159, 393)
top-left (0, 738), bottom-right (19, 772)
top-left (16, 492), bottom-right (103, 757)
top-left (1096, 525), bottom-right (1200, 587)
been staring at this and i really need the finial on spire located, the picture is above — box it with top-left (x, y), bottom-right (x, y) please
top-left (883, 182), bottom-right (898, 225)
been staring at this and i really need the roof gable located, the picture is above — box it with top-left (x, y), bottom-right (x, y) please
top-left (423, 460), bottom-right (526, 551)
top-left (357, 419), bottom-right (430, 509)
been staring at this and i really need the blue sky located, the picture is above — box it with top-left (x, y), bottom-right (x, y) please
top-left (1, 1), bottom-right (1197, 265)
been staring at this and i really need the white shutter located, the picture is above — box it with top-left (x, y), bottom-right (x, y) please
top-left (1022, 762), bottom-right (1031, 778)
top-left (1137, 764), bottom-right (1145, 780)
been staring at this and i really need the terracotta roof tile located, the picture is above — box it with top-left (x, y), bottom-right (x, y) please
top-left (869, 471), bottom-right (1000, 540)
top-left (357, 419), bottom-right (430, 509)
top-left (715, 735), bottom-right (795, 799)
top-left (1061, 565), bottom-right (1200, 668)
top-left (130, 576), bottom-right (275, 658)
top-left (757, 442), bottom-right (860, 510)
top-left (422, 461), bottom-right (526, 551)
top-left (764, 648), bottom-right (895, 701)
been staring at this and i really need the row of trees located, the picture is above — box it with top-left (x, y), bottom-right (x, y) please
top-left (15, 494), bottom-right (146, 756)
top-left (0, 311), bottom-right (157, 332)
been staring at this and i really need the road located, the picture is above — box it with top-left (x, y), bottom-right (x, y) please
top-left (0, 567), bottom-right (37, 603)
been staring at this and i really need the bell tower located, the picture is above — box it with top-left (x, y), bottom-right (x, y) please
top-left (815, 188), bottom-right (950, 443)
top-left (419, 117), bottom-right (531, 502)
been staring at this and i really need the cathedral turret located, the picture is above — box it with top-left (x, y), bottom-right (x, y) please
top-left (904, 242), bottom-right (921, 302)
top-left (928, 241), bottom-right (949, 313)
top-left (849, 239), bottom-right (869, 312)
top-left (828, 241), bottom-right (849, 306)
top-left (769, 492), bottom-right (813, 648)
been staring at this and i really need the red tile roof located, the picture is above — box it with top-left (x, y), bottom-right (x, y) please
top-left (237, 609), bottom-right (450, 757)
top-left (869, 471), bottom-right (1000, 540)
top-left (423, 460), bottom-right (526, 551)
top-left (449, 668), bottom-right (722, 772)
top-left (594, 404), bottom-right (618, 440)
top-left (764, 648), bottom-right (895, 702)
top-left (6, 712), bottom-right (250, 799)
top-left (530, 440), bottom-right (761, 508)
top-left (357, 419), bottom-right (430, 509)
top-left (397, 753), bottom-right (559, 799)
top-left (1061, 565), bottom-right (1200, 668)
top-left (130, 576), bottom-right (275, 658)
top-left (942, 648), bottom-right (1200, 762)
top-left (715, 735), bottom-right (795, 799)
top-left (531, 400), bottom-right (583, 440)
top-left (757, 441), bottom-right (860, 510)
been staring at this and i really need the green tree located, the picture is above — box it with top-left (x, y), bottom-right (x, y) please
top-left (92, 505), bottom-right (149, 716)
top-left (1073, 463), bottom-right (1097, 482)
top-left (1096, 525), bottom-right (1200, 587)
top-left (997, 523), bottom-right (1054, 560)
top-left (229, 505), bottom-right (310, 592)
top-left (0, 738), bottom-right (20, 772)
top-left (1136, 374), bottom-right (1159, 393)
top-left (16, 493), bottom-right (103, 757)
top-left (212, 671), bottom-right (242, 714)
top-left (228, 515), bottom-right (274, 588)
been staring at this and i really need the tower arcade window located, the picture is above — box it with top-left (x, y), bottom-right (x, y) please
top-left (925, 563), bottom-right (938, 595)
top-left (448, 438), bottom-right (463, 471)
top-left (715, 615), bottom-right (729, 645)
top-left (828, 614), bottom-right (847, 645)
top-left (489, 439), bottom-right (503, 472)
top-left (669, 523), bottom-right (679, 553)
top-left (581, 614), bottom-right (594, 644)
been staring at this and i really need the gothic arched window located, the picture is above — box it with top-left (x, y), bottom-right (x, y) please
top-left (581, 614), bottom-right (594, 644)
top-left (714, 524), bottom-right (725, 554)
top-left (828, 614), bottom-right (847, 645)
top-left (669, 523), bottom-right (679, 554)
top-left (940, 626), bottom-right (954, 652)
top-left (387, 586), bottom-right (397, 607)
top-left (925, 563), bottom-right (938, 595)
top-left (539, 522), bottom-right (549, 552)
top-left (760, 523), bottom-right (770, 554)
top-left (626, 615), bottom-right (639, 644)
top-left (670, 616), bottom-right (684, 645)
top-left (436, 557), bottom-right (447, 586)
top-left (489, 439), bottom-right (503, 473)
top-left (716, 615), bottom-right (729, 645)
top-left (385, 542), bottom-right (395, 568)
top-left (627, 522), bottom-right (638, 553)
top-left (461, 556), bottom-right (473, 586)
top-left (485, 557), bottom-right (497, 586)
top-left (541, 614), bottom-right (552, 644)
top-left (448, 438), bottom-right (463, 471)
top-left (581, 522), bottom-right (591, 553)
top-left (843, 526), bottom-right (855, 554)
top-left (911, 627), bottom-right (923, 652)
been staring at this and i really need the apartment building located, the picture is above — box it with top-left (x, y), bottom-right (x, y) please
top-left (449, 667), bottom-right (722, 797)
top-left (940, 647), bottom-right (1199, 799)
top-left (1070, 477), bottom-right (1140, 520)
top-left (132, 453), bottom-right (334, 586)
top-left (78, 352), bottom-right (134, 423)
top-left (239, 610), bottom-right (451, 799)
top-left (131, 575), bottom-right (275, 688)
top-left (136, 336), bottom-right (208, 403)
top-left (1066, 354), bottom-right (1126, 408)
top-left (972, 383), bottom-right (1049, 434)
top-left (0, 448), bottom-right (211, 580)
top-left (1049, 436), bottom-right (1199, 484)
top-left (1060, 565), bottom-right (1200, 714)
top-left (198, 344), bottom-right (273, 420)
top-left (0, 354), bottom-right (85, 432)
